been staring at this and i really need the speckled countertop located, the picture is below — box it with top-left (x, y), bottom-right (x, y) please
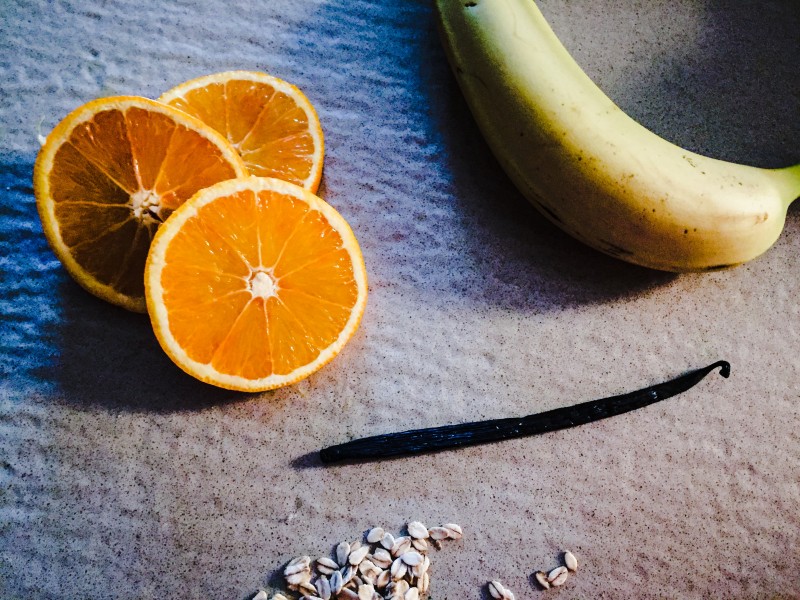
top-left (1, 1), bottom-right (799, 598)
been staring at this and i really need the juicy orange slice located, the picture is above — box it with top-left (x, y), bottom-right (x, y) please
top-left (159, 71), bottom-right (325, 193)
top-left (34, 96), bottom-right (248, 312)
top-left (145, 176), bottom-right (367, 391)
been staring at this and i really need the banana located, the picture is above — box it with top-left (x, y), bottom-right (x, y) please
top-left (435, 0), bottom-right (800, 271)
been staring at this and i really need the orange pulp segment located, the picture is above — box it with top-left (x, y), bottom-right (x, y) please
top-left (145, 176), bottom-right (367, 391)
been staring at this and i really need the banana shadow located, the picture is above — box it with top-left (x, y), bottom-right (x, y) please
top-left (591, 0), bottom-right (799, 169)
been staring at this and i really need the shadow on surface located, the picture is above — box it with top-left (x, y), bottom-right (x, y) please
top-left (45, 278), bottom-right (247, 412)
top-left (290, 450), bottom-right (325, 470)
top-left (552, 0), bottom-right (800, 168)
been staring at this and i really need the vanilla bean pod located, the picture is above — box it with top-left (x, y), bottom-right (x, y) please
top-left (319, 361), bottom-right (730, 464)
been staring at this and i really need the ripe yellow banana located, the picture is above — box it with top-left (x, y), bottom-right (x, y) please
top-left (435, 0), bottom-right (800, 271)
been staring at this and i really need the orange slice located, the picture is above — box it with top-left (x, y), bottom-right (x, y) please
top-left (145, 176), bottom-right (368, 391)
top-left (34, 96), bottom-right (248, 312)
top-left (159, 71), bottom-right (325, 193)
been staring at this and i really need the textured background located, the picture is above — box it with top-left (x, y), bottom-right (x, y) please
top-left (1, 0), bottom-right (799, 598)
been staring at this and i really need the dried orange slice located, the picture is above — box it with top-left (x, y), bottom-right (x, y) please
top-left (34, 96), bottom-right (248, 312)
top-left (145, 176), bottom-right (367, 391)
top-left (159, 71), bottom-right (324, 193)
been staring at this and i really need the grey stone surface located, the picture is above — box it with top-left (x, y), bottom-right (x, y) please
top-left (1, 0), bottom-right (798, 598)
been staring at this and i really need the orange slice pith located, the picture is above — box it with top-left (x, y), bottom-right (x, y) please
top-left (145, 176), bottom-right (367, 392)
top-left (33, 96), bottom-right (248, 312)
top-left (159, 71), bottom-right (325, 193)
